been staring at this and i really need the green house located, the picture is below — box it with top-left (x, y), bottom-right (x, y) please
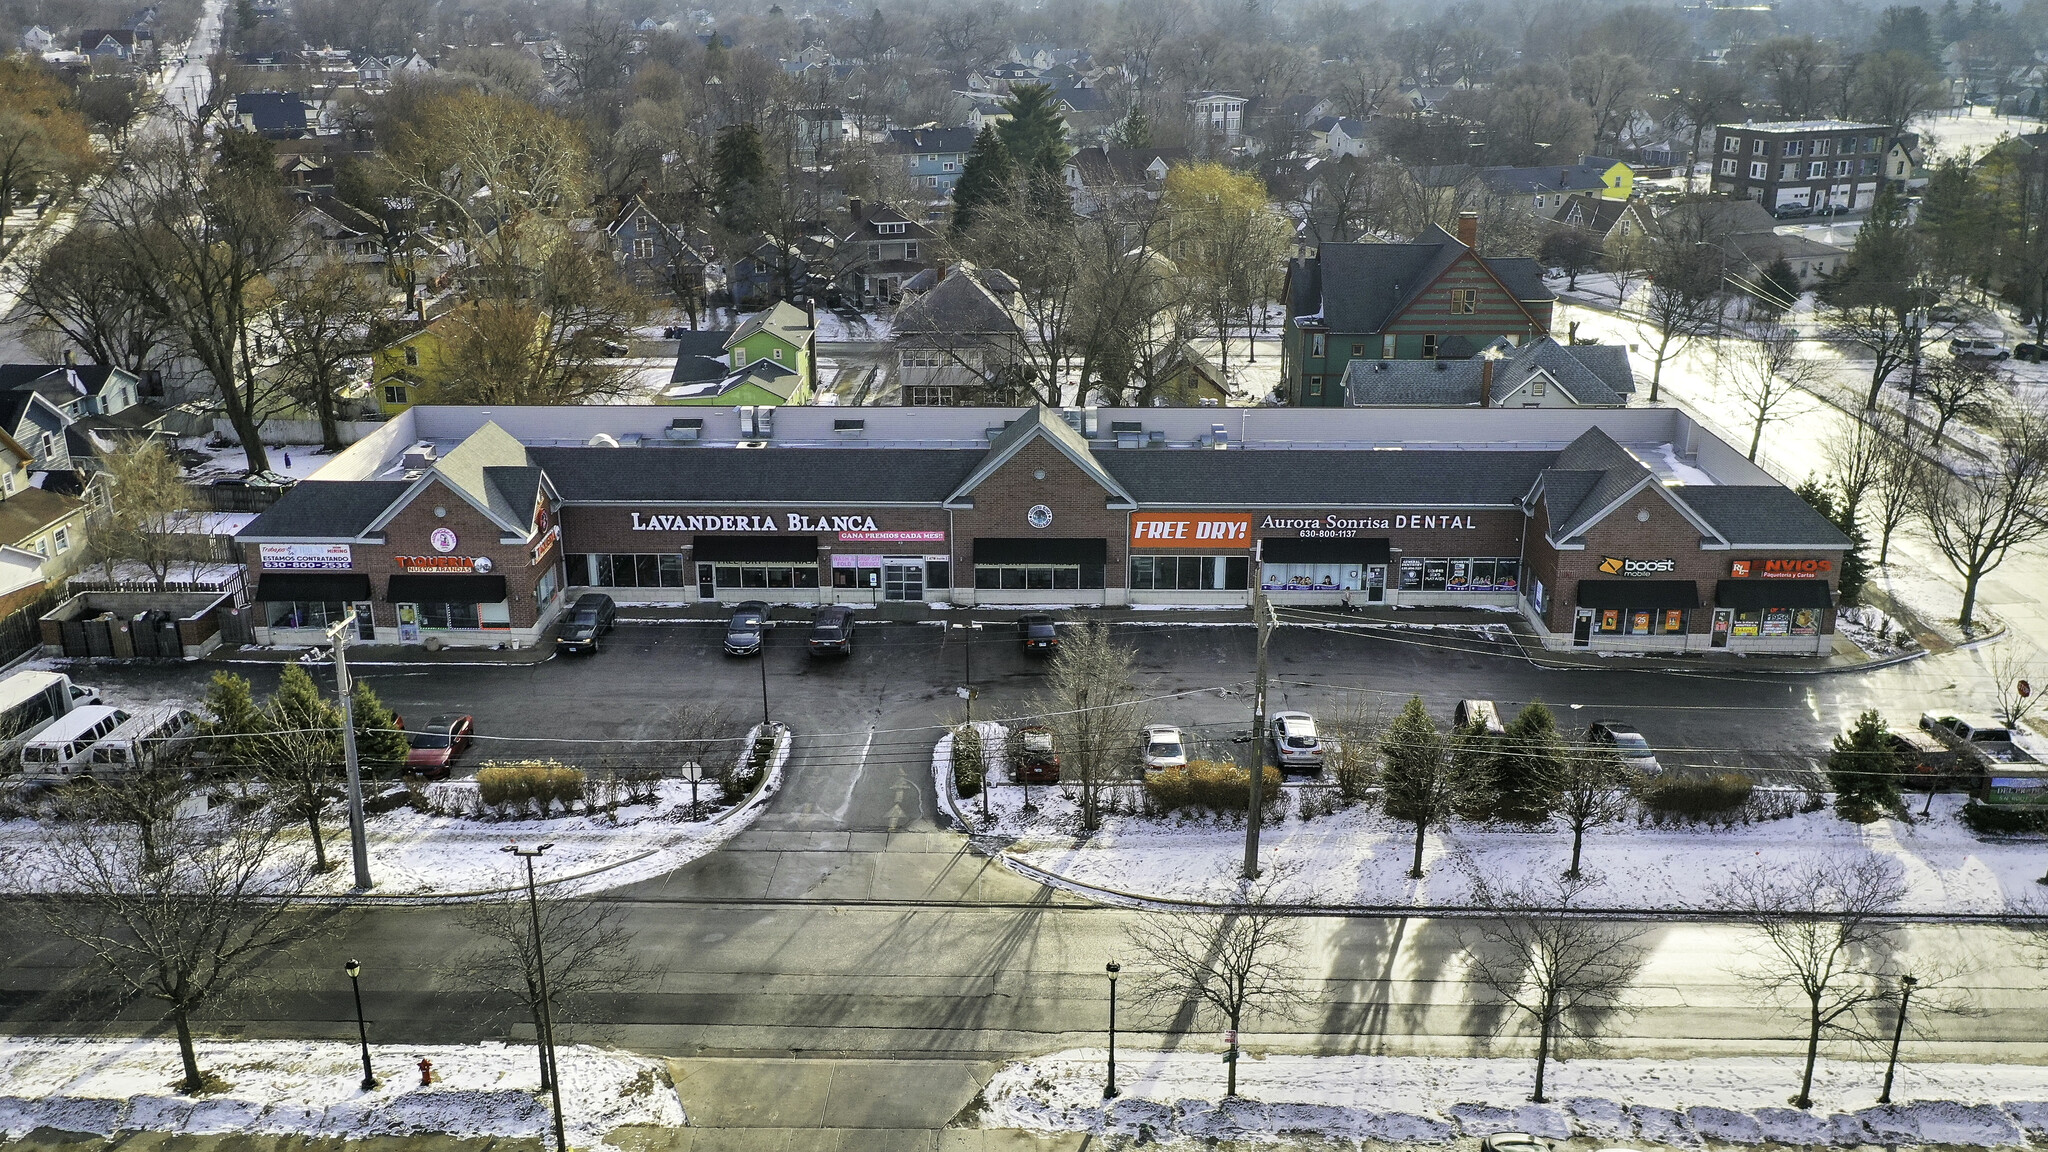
top-left (1280, 216), bottom-right (1555, 407)
top-left (662, 360), bottom-right (806, 406)
top-left (724, 301), bottom-right (816, 393)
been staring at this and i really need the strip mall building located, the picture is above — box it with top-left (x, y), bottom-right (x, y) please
top-left (237, 404), bottom-right (1850, 655)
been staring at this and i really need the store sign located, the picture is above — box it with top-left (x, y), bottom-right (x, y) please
top-left (839, 530), bottom-right (945, 543)
top-left (830, 554), bottom-right (885, 568)
top-left (1598, 555), bottom-right (1676, 576)
top-left (395, 555), bottom-right (494, 573)
top-left (1130, 513), bottom-right (1252, 549)
top-left (260, 543), bottom-right (352, 570)
top-left (1731, 558), bottom-right (1833, 579)
top-left (1259, 512), bottom-right (1483, 537)
top-left (1027, 504), bottom-right (1054, 528)
top-left (430, 527), bottom-right (459, 553)
top-left (629, 511), bottom-right (885, 532)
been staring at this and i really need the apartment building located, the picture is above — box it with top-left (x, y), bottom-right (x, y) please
top-left (1710, 120), bottom-right (1888, 213)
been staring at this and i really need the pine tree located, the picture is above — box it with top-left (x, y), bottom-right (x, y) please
top-left (1450, 720), bottom-right (1500, 820)
top-left (1110, 106), bottom-right (1152, 149)
top-left (1495, 703), bottom-right (1565, 823)
top-left (199, 671), bottom-right (263, 768)
top-left (1795, 478), bottom-right (1870, 604)
top-left (1827, 709), bottom-right (1905, 821)
top-left (950, 124), bottom-right (1015, 237)
top-left (352, 682), bottom-right (411, 770)
top-left (1754, 256), bottom-right (1802, 314)
top-left (1381, 696), bottom-right (1457, 877)
top-left (712, 122), bottom-right (773, 237)
top-left (996, 83), bottom-right (1072, 179)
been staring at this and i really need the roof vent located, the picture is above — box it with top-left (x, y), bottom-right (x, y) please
top-left (1373, 362), bottom-right (1386, 372)
top-left (400, 442), bottom-right (437, 470)
top-left (665, 418), bottom-right (703, 441)
top-left (587, 433), bottom-right (620, 447)
top-left (1435, 361), bottom-right (1447, 371)
top-left (834, 419), bottom-right (866, 437)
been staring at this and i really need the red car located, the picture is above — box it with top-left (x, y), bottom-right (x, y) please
top-left (404, 713), bottom-right (475, 778)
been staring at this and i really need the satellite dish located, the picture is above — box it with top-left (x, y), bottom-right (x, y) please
top-left (587, 433), bottom-right (620, 448)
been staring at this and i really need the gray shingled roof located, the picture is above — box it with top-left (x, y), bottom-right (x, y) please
top-left (1298, 230), bottom-right (1552, 333)
top-left (1542, 427), bottom-right (1655, 541)
top-left (529, 447), bottom-right (981, 504)
top-left (1341, 339), bottom-right (1633, 407)
top-left (1100, 450), bottom-right (1556, 505)
top-left (894, 268), bottom-right (1024, 338)
top-left (1670, 487), bottom-right (1852, 548)
top-left (240, 481), bottom-right (411, 540)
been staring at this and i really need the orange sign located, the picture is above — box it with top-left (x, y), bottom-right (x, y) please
top-left (1129, 513), bottom-right (1253, 549)
top-left (1731, 558), bottom-right (1832, 579)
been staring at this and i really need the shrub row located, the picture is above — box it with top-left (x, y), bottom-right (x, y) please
top-left (953, 726), bottom-right (985, 798)
top-left (1143, 760), bottom-right (1282, 814)
top-left (1634, 772), bottom-right (1753, 822)
top-left (476, 762), bottom-right (586, 815)
top-left (1960, 801), bottom-right (2048, 835)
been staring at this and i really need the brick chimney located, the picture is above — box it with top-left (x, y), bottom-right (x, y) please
top-left (849, 197), bottom-right (865, 222)
top-left (1478, 357), bottom-right (1493, 409)
top-left (1456, 211), bottom-right (1478, 250)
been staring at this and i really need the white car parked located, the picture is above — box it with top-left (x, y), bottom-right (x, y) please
top-left (1269, 711), bottom-right (1324, 774)
top-left (1142, 724), bottom-right (1187, 771)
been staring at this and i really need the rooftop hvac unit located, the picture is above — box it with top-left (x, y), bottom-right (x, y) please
top-left (755, 405), bottom-right (775, 437)
top-left (665, 418), bottom-right (703, 441)
top-left (587, 433), bottom-right (620, 447)
top-left (400, 442), bottom-right (437, 470)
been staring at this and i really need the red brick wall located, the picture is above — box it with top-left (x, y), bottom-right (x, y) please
top-left (950, 440), bottom-right (1130, 582)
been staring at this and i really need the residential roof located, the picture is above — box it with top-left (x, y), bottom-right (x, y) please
top-left (0, 486), bottom-right (82, 545)
top-left (670, 355), bottom-right (728, 385)
top-left (886, 126), bottom-right (978, 155)
top-left (1340, 338), bottom-right (1634, 407)
top-left (0, 363), bottom-right (136, 400)
top-left (299, 195), bottom-right (380, 237)
top-left (1552, 196), bottom-right (1639, 234)
top-left (239, 480), bottom-right (413, 539)
top-left (894, 267), bottom-right (1025, 339)
top-left (235, 91), bottom-right (311, 134)
top-left (1293, 226), bottom-right (1552, 334)
top-left (845, 206), bottom-right (936, 241)
top-left (1067, 145), bottom-right (1186, 186)
top-left (1309, 115), bottom-right (1366, 136)
top-left (728, 301), bottom-right (813, 350)
top-left (1668, 487), bottom-right (1852, 548)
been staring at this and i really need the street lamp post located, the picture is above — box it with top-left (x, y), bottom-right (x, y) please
top-left (324, 612), bottom-right (371, 890)
top-left (1104, 960), bottom-right (1121, 1099)
top-left (344, 959), bottom-right (376, 1091)
top-left (758, 630), bottom-right (771, 725)
top-left (504, 843), bottom-right (570, 1152)
top-left (1879, 974), bottom-right (1919, 1104)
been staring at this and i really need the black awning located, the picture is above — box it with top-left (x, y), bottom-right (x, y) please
top-left (693, 535), bottom-right (819, 562)
top-left (254, 572), bottom-right (372, 602)
top-left (974, 537), bottom-right (1109, 565)
top-left (1576, 579), bottom-right (1700, 609)
top-left (1716, 578), bottom-right (1833, 610)
top-left (387, 574), bottom-right (508, 603)
top-left (1262, 536), bottom-right (1391, 565)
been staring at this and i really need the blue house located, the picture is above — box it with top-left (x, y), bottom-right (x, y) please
top-left (887, 127), bottom-right (978, 198)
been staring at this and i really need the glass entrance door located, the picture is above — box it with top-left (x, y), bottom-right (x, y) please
top-left (882, 560), bottom-right (925, 601)
top-left (353, 602), bottom-right (375, 641)
top-left (1365, 565), bottom-right (1386, 603)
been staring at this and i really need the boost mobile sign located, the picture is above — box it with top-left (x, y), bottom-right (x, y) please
top-left (1599, 555), bottom-right (1676, 576)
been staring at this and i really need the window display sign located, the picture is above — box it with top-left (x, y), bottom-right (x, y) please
top-left (1130, 513), bottom-right (1252, 548)
top-left (1663, 609), bottom-right (1685, 633)
top-left (1260, 564), bottom-right (1361, 591)
top-left (1631, 610), bottom-right (1653, 633)
top-left (1791, 608), bottom-right (1820, 635)
top-left (1600, 608), bottom-right (1621, 632)
top-left (260, 543), bottom-right (353, 570)
top-left (1762, 608), bottom-right (1792, 635)
top-left (1399, 557), bottom-right (1519, 591)
top-left (830, 554), bottom-right (885, 568)
top-left (839, 530), bottom-right (946, 543)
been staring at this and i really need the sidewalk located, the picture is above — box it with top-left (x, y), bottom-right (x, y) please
top-left (211, 638), bottom-right (557, 666)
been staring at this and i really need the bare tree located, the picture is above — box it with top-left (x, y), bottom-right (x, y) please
top-left (1123, 868), bottom-right (1315, 1096)
top-left (1033, 621), bottom-right (1147, 831)
top-left (1914, 415), bottom-right (2048, 628)
top-left (89, 440), bottom-right (197, 592)
top-left (1823, 411), bottom-right (1895, 525)
top-left (1710, 857), bottom-right (1906, 1109)
top-left (1462, 873), bottom-right (1646, 1102)
top-left (270, 260), bottom-right (382, 452)
top-left (1915, 359), bottom-right (2001, 450)
top-left (1988, 647), bottom-right (2044, 729)
top-left (17, 224), bottom-right (176, 374)
top-left (1549, 739), bottom-right (1633, 880)
top-left (1869, 427), bottom-right (1927, 565)
top-left (16, 792), bottom-right (338, 1092)
top-left (452, 895), bottom-right (650, 1090)
top-left (1635, 206), bottom-right (1727, 402)
top-left (1718, 321), bottom-right (1820, 461)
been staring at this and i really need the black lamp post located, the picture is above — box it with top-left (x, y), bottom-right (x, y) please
top-left (344, 959), bottom-right (376, 1091)
top-left (1879, 974), bottom-right (1919, 1104)
top-left (1104, 960), bottom-right (1121, 1099)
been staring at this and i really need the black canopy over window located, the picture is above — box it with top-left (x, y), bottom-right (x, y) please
top-left (1716, 579), bottom-right (1832, 610)
top-left (1576, 580), bottom-right (1700, 609)
top-left (974, 537), bottom-right (1109, 564)
top-left (1261, 537), bottom-right (1391, 564)
top-left (387, 574), bottom-right (508, 603)
top-left (692, 535), bottom-right (819, 562)
top-left (254, 572), bottom-right (372, 601)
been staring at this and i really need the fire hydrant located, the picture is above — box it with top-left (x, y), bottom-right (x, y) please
top-left (417, 1057), bottom-right (434, 1086)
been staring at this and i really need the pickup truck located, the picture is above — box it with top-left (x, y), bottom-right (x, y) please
top-left (1920, 713), bottom-right (2048, 804)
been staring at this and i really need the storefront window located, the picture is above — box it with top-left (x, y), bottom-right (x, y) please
top-left (1399, 558), bottom-right (1422, 590)
top-left (1598, 608), bottom-right (1622, 633)
top-left (267, 601), bottom-right (347, 628)
top-left (1663, 609), bottom-right (1685, 633)
top-left (974, 564), bottom-right (1104, 590)
top-left (1263, 563), bottom-right (1360, 591)
top-left (417, 602), bottom-right (484, 630)
top-left (1131, 556), bottom-right (1250, 591)
top-left (1395, 557), bottom-right (1518, 592)
top-left (715, 564), bottom-right (819, 589)
top-left (1423, 560), bottom-right (1448, 590)
top-left (581, 553), bottom-right (691, 588)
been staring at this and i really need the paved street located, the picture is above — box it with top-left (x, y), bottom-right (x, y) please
top-left (6, 620), bottom-right (2047, 1152)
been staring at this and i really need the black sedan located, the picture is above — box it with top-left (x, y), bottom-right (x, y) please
top-left (724, 601), bottom-right (769, 656)
top-left (559, 593), bottom-right (617, 654)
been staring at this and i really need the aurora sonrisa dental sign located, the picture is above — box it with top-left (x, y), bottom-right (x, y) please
top-left (1598, 555), bottom-right (1677, 576)
top-left (630, 512), bottom-right (882, 532)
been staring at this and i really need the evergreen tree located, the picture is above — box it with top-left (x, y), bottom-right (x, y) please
top-left (1495, 702), bottom-right (1565, 823)
top-left (1450, 720), bottom-right (1500, 820)
top-left (1795, 478), bottom-right (1871, 604)
top-left (352, 682), bottom-right (411, 769)
top-left (1827, 709), bottom-right (1905, 820)
top-left (1874, 5), bottom-right (1940, 64)
top-left (268, 663), bottom-right (342, 756)
top-left (1381, 696), bottom-right (1458, 877)
top-left (950, 124), bottom-right (1015, 237)
top-left (1110, 106), bottom-right (1152, 149)
top-left (712, 122), bottom-right (773, 237)
top-left (996, 83), bottom-right (1072, 179)
top-left (199, 671), bottom-right (263, 768)
top-left (1753, 256), bottom-right (1803, 314)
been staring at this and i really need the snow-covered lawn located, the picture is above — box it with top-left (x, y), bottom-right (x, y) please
top-left (976, 1049), bottom-right (2048, 1147)
top-left (179, 439), bottom-right (332, 482)
top-left (1, 725), bottom-right (790, 900)
top-left (0, 1038), bottom-right (683, 1144)
top-left (939, 728), bottom-right (2039, 910)
top-left (1912, 109), bottom-right (2048, 161)
top-left (1836, 604), bottom-right (1917, 658)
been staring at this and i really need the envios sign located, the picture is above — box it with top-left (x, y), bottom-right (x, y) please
top-left (1598, 555), bottom-right (1677, 577)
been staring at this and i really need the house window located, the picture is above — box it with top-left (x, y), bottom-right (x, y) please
top-left (384, 384), bottom-right (408, 405)
top-left (634, 236), bottom-right (655, 259)
top-left (1720, 158), bottom-right (1737, 176)
top-left (1752, 139), bottom-right (1766, 155)
top-left (1750, 161), bottom-right (1768, 179)
top-left (1809, 161), bottom-right (1825, 179)
top-left (1450, 289), bottom-right (1476, 314)
top-left (928, 177), bottom-right (939, 187)
top-left (33, 537), bottom-right (46, 558)
top-left (1307, 375), bottom-right (1323, 397)
top-left (942, 162), bottom-right (956, 171)
top-left (2, 471), bottom-right (12, 494)
top-left (905, 241), bottom-right (919, 260)
top-left (1422, 333), bottom-right (1439, 359)
top-left (1531, 376), bottom-right (1546, 397)
top-left (1722, 136), bottom-right (1737, 152)
top-left (878, 222), bottom-right (906, 234)
top-left (1382, 334), bottom-right (1397, 357)
top-left (1310, 333), bottom-right (1326, 357)
top-left (404, 346), bottom-right (419, 367)
top-left (1834, 160), bottom-right (1850, 177)
top-left (53, 527), bottom-right (68, 553)
top-left (1783, 140), bottom-right (1802, 157)
top-left (773, 348), bottom-right (783, 361)
top-left (1351, 343), bottom-right (1365, 356)
top-left (40, 433), bottom-right (52, 459)
top-left (1781, 163), bottom-right (1797, 179)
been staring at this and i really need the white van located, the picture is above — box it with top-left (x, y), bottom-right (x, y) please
top-left (84, 706), bottom-right (199, 776)
top-left (0, 670), bottom-right (98, 765)
top-left (21, 706), bottom-right (131, 778)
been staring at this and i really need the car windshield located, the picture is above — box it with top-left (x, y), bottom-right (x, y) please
top-left (1148, 738), bottom-right (1181, 755)
top-left (413, 732), bottom-right (451, 750)
top-left (732, 615), bottom-right (762, 629)
top-left (1027, 623), bottom-right (1056, 637)
top-left (1023, 731), bottom-right (1053, 752)
top-left (1609, 732), bottom-right (1650, 751)
top-left (572, 612), bottom-right (598, 626)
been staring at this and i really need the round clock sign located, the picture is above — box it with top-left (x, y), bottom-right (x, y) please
top-left (1027, 504), bottom-right (1054, 529)
top-left (430, 527), bottom-right (459, 553)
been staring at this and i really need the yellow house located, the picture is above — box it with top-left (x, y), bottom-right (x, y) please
top-left (1584, 156), bottom-right (1635, 200)
top-left (373, 313), bottom-right (463, 416)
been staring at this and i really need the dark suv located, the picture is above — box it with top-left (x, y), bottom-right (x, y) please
top-left (809, 605), bottom-right (855, 655)
top-left (724, 601), bottom-right (769, 656)
top-left (558, 593), bottom-right (617, 654)
top-left (1018, 614), bottom-right (1059, 654)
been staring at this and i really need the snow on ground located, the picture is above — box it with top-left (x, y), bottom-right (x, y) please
top-left (179, 440), bottom-right (332, 482)
top-left (0, 1037), bottom-right (683, 1144)
top-left (978, 1049), bottom-right (2048, 1147)
top-left (1836, 604), bottom-right (1916, 658)
top-left (164, 511), bottom-right (258, 535)
top-left (1912, 108), bottom-right (2048, 161)
top-left (0, 725), bottom-right (791, 900)
top-left (814, 310), bottom-right (894, 341)
top-left (1869, 559), bottom-right (2001, 640)
top-left (949, 743), bottom-right (2038, 910)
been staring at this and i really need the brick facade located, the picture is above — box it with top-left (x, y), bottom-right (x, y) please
top-left (949, 438), bottom-right (1132, 591)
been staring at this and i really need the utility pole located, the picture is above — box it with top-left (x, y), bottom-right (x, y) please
top-left (324, 612), bottom-right (371, 891)
top-left (505, 843), bottom-right (569, 1152)
top-left (1244, 548), bottom-right (1271, 880)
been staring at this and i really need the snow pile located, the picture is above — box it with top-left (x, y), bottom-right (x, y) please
top-left (989, 791), bottom-right (2043, 913)
top-left (1836, 604), bottom-right (1917, 658)
top-left (976, 1050), bottom-right (2048, 1147)
top-left (0, 1038), bottom-right (683, 1143)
